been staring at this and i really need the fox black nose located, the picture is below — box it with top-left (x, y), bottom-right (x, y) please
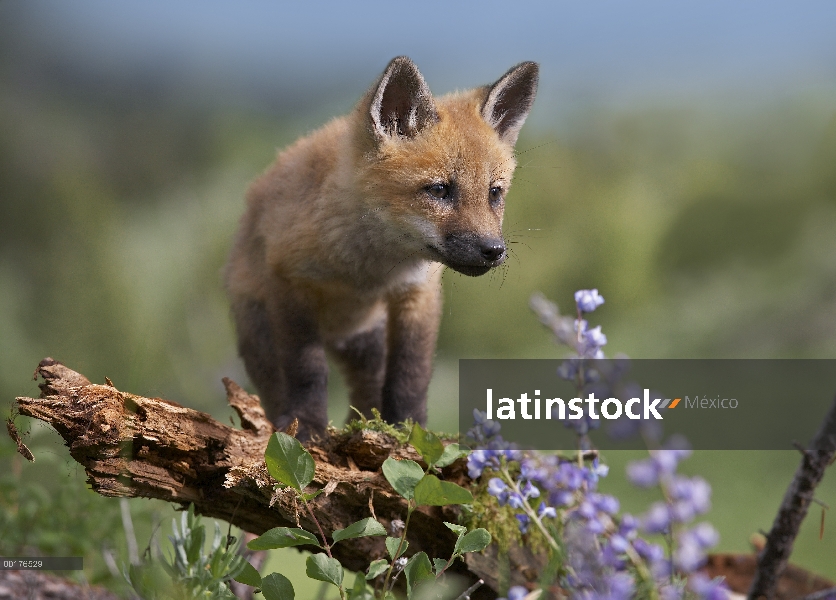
top-left (480, 241), bottom-right (506, 262)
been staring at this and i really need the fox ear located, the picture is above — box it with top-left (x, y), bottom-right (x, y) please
top-left (369, 56), bottom-right (438, 140)
top-left (481, 61), bottom-right (539, 145)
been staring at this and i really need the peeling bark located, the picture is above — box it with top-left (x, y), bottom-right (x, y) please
top-left (10, 358), bottom-right (532, 598)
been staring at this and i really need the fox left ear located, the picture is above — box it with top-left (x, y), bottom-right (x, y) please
top-left (481, 62), bottom-right (539, 145)
top-left (369, 56), bottom-right (438, 140)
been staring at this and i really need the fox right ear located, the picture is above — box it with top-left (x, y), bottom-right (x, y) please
top-left (482, 61), bottom-right (539, 146)
top-left (369, 57), bottom-right (438, 140)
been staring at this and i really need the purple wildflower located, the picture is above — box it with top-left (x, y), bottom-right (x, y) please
top-left (487, 477), bottom-right (509, 505)
top-left (468, 449), bottom-right (499, 479)
top-left (688, 573), bottom-right (731, 600)
top-left (626, 458), bottom-right (659, 488)
top-left (506, 586), bottom-right (529, 600)
top-left (674, 523), bottom-right (719, 572)
top-left (515, 513), bottom-right (530, 534)
top-left (538, 501), bottom-right (557, 519)
top-left (642, 501), bottom-right (671, 534)
top-left (575, 289), bottom-right (605, 313)
top-left (632, 538), bottom-right (665, 564)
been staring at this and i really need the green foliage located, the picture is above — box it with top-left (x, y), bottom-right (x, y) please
top-left (264, 432), bottom-right (316, 492)
top-left (260, 573), bottom-right (295, 600)
top-left (453, 529), bottom-right (491, 555)
top-left (413, 475), bottom-right (473, 507)
top-left (256, 425), bottom-right (492, 600)
top-left (125, 505), bottom-right (248, 600)
top-left (235, 561), bottom-right (263, 588)
top-left (366, 559), bottom-right (389, 580)
top-left (127, 561), bottom-right (179, 599)
top-left (349, 573), bottom-right (375, 600)
top-left (339, 409), bottom-right (414, 443)
top-left (385, 537), bottom-right (407, 560)
top-left (403, 552), bottom-right (434, 596)
top-left (382, 457), bottom-right (424, 500)
top-left (408, 424), bottom-right (444, 466)
top-left (332, 518), bottom-right (387, 543)
top-left (434, 444), bottom-right (469, 468)
top-left (306, 553), bottom-right (344, 587)
top-left (248, 527), bottom-right (321, 550)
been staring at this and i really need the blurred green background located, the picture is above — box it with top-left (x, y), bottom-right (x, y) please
top-left (2, 1), bottom-right (836, 595)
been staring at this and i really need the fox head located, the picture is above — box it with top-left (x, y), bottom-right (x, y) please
top-left (353, 57), bottom-right (539, 277)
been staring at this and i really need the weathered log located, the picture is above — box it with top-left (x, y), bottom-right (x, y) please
top-left (11, 358), bottom-right (540, 598)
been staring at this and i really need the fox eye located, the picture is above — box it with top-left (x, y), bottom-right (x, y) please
top-left (426, 183), bottom-right (450, 200)
top-left (489, 186), bottom-right (503, 206)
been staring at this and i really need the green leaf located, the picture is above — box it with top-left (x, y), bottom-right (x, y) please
top-left (265, 432), bottom-right (316, 492)
top-left (185, 523), bottom-right (205, 564)
top-left (332, 517), bottom-right (387, 543)
top-left (385, 536), bottom-right (407, 560)
top-left (408, 423), bottom-right (444, 466)
top-left (247, 527), bottom-right (320, 550)
top-left (443, 522), bottom-right (467, 535)
top-left (306, 553), bottom-right (344, 587)
top-left (433, 558), bottom-right (448, 574)
top-left (365, 559), bottom-right (389, 580)
top-left (233, 559), bottom-right (262, 587)
top-left (260, 572), bottom-right (295, 600)
top-left (349, 573), bottom-right (374, 600)
top-left (403, 552), bottom-right (434, 597)
top-left (300, 489), bottom-right (323, 502)
top-left (434, 443), bottom-right (469, 468)
top-left (454, 528), bottom-right (492, 554)
top-left (413, 474), bottom-right (473, 506)
top-left (382, 457), bottom-right (424, 500)
top-left (128, 562), bottom-right (174, 598)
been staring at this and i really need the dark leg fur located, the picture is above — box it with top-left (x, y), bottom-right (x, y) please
top-left (380, 287), bottom-right (441, 425)
top-left (231, 298), bottom-right (328, 438)
top-left (328, 321), bottom-right (387, 421)
top-left (381, 340), bottom-right (432, 424)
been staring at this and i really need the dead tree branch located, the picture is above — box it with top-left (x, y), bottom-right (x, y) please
top-left (10, 358), bottom-right (544, 598)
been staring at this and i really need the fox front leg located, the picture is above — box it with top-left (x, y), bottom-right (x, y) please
top-left (231, 289), bottom-right (329, 437)
top-left (381, 272), bottom-right (443, 425)
top-left (328, 319), bottom-right (387, 421)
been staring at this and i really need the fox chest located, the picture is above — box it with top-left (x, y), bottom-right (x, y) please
top-left (296, 260), bottom-right (438, 341)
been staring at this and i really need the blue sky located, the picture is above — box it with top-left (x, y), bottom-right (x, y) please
top-left (3, 1), bottom-right (835, 120)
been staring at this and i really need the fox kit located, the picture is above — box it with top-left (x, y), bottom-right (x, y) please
top-left (225, 57), bottom-right (538, 437)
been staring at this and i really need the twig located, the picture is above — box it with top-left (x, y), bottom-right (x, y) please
top-left (455, 578), bottom-right (484, 600)
top-left (747, 396), bottom-right (836, 599)
top-left (303, 497), bottom-right (333, 558)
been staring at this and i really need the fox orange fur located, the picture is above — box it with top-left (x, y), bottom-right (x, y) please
top-left (225, 57), bottom-right (538, 436)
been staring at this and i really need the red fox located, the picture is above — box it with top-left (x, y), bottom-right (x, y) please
top-left (225, 57), bottom-right (538, 437)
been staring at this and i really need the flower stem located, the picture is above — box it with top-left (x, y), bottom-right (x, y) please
top-left (302, 496), bottom-right (332, 558)
top-left (382, 504), bottom-right (414, 593)
top-left (500, 465), bottom-right (559, 551)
